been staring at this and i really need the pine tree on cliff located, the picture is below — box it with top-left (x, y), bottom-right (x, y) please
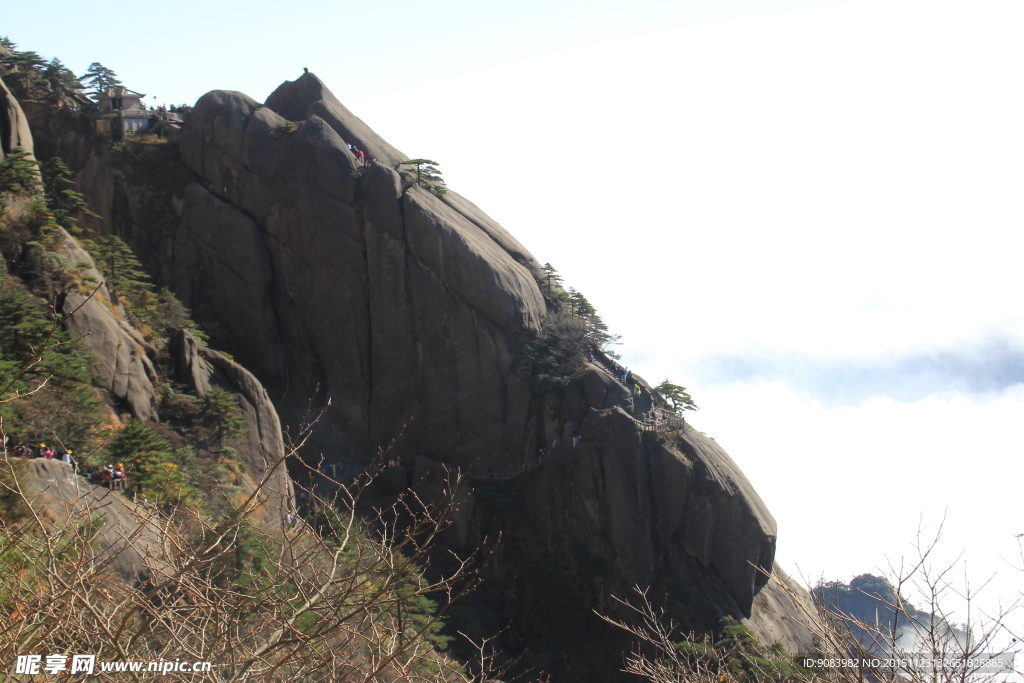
top-left (400, 159), bottom-right (447, 194)
top-left (655, 379), bottom-right (698, 412)
top-left (204, 386), bottom-right (249, 446)
top-left (0, 271), bottom-right (106, 451)
top-left (43, 58), bottom-right (84, 104)
top-left (568, 287), bottom-right (595, 317)
top-left (109, 419), bottom-right (191, 505)
top-left (0, 147), bottom-right (41, 197)
top-left (80, 62), bottom-right (121, 95)
top-left (0, 50), bottom-right (45, 95)
top-left (79, 235), bottom-right (157, 320)
top-left (541, 262), bottom-right (563, 296)
top-left (41, 157), bottom-right (99, 236)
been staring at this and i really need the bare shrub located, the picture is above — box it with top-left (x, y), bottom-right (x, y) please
top-left (602, 526), bottom-right (1019, 683)
top-left (0, 432), bottom-right (520, 681)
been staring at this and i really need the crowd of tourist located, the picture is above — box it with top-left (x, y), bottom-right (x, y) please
top-left (2, 436), bottom-right (130, 489)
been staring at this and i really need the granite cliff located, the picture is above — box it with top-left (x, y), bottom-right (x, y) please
top-left (25, 72), bottom-right (813, 680)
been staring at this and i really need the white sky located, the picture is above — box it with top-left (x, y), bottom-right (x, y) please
top-left (7, 0), bottom-right (1023, 634)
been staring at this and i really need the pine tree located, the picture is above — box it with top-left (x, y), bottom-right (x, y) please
top-left (0, 271), bottom-right (105, 451)
top-left (109, 419), bottom-right (190, 505)
top-left (79, 235), bottom-right (157, 320)
top-left (41, 157), bottom-right (99, 236)
top-left (80, 62), bottom-right (121, 95)
top-left (204, 386), bottom-right (249, 445)
top-left (400, 159), bottom-right (447, 194)
top-left (0, 51), bottom-right (45, 95)
top-left (541, 262), bottom-right (564, 296)
top-left (42, 58), bottom-right (84, 104)
top-left (149, 289), bottom-right (208, 345)
top-left (568, 287), bottom-right (595, 317)
top-left (583, 312), bottom-right (621, 354)
top-left (655, 379), bottom-right (698, 412)
top-left (0, 147), bottom-right (41, 197)
top-left (387, 559), bottom-right (452, 650)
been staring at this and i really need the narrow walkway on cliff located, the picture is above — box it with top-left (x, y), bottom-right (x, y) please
top-left (469, 350), bottom-right (690, 482)
top-left (589, 349), bottom-right (687, 431)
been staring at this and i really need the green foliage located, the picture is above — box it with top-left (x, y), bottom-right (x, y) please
top-left (0, 37), bottom-right (16, 50)
top-left (79, 62), bottom-right (121, 95)
top-left (567, 287), bottom-right (594, 317)
top-left (148, 288), bottom-right (208, 345)
top-left (40, 156), bottom-right (99, 236)
top-left (271, 121), bottom-right (298, 137)
top-left (77, 234), bottom-right (206, 346)
top-left (42, 58), bottom-right (82, 93)
top-left (202, 520), bottom-right (278, 591)
top-left (400, 159), bottom-right (447, 195)
top-left (1, 50), bottom-right (45, 72)
top-left (582, 309), bottom-right (621, 353)
top-left (79, 234), bottom-right (157, 319)
top-left (671, 619), bottom-right (810, 683)
top-left (109, 418), bottom-right (193, 505)
top-left (0, 147), bottom-right (41, 197)
top-left (523, 312), bottom-right (588, 393)
top-left (0, 270), bottom-right (106, 452)
top-left (204, 386), bottom-right (249, 443)
top-left (540, 262), bottom-right (563, 296)
top-left (389, 563), bottom-right (453, 650)
top-left (545, 277), bottom-right (621, 353)
top-left (305, 505), bottom-right (452, 651)
top-left (0, 50), bottom-right (45, 95)
top-left (655, 379), bottom-right (698, 412)
top-left (0, 513), bottom-right (104, 612)
top-left (713, 618), bottom-right (809, 683)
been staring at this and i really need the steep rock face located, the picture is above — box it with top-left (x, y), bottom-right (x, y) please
top-left (174, 81), bottom-right (546, 463)
top-left (0, 77), bottom-right (34, 160)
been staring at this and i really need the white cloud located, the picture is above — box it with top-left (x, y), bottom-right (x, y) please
top-left (684, 377), bottom-right (1024, 622)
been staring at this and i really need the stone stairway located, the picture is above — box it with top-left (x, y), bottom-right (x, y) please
top-left (633, 391), bottom-right (652, 418)
top-left (593, 352), bottom-right (627, 388)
